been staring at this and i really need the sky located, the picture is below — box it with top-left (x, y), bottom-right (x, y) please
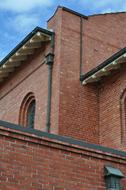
top-left (0, 0), bottom-right (126, 61)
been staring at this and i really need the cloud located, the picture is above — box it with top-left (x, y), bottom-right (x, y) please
top-left (10, 14), bottom-right (40, 33)
top-left (0, 0), bottom-right (54, 13)
top-left (78, 0), bottom-right (126, 14)
top-left (1, 0), bottom-right (126, 61)
top-left (93, 0), bottom-right (126, 11)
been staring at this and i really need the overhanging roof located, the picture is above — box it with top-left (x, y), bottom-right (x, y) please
top-left (0, 27), bottom-right (54, 83)
top-left (80, 47), bottom-right (126, 85)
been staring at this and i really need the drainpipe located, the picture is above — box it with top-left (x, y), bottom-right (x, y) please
top-left (80, 16), bottom-right (83, 77)
top-left (45, 34), bottom-right (54, 132)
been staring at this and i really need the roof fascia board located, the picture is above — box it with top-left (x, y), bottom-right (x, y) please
top-left (80, 47), bottom-right (126, 82)
top-left (47, 6), bottom-right (88, 22)
top-left (0, 27), bottom-right (54, 67)
top-left (60, 6), bottom-right (88, 19)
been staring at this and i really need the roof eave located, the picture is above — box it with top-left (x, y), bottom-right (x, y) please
top-left (0, 27), bottom-right (54, 67)
top-left (80, 47), bottom-right (126, 85)
top-left (0, 27), bottom-right (54, 83)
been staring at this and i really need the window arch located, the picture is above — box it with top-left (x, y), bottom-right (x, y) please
top-left (120, 89), bottom-right (126, 143)
top-left (19, 92), bottom-right (36, 128)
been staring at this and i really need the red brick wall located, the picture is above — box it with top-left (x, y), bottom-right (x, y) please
top-left (48, 8), bottom-right (126, 147)
top-left (1, 7), bottom-right (126, 148)
top-left (48, 8), bottom-right (99, 144)
top-left (1, 8), bottom-right (126, 190)
top-left (0, 126), bottom-right (126, 190)
top-left (99, 63), bottom-right (126, 151)
top-left (47, 8), bottom-right (63, 134)
top-left (0, 46), bottom-right (49, 131)
top-left (83, 13), bottom-right (126, 73)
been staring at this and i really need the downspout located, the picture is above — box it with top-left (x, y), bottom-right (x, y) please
top-left (80, 16), bottom-right (83, 77)
top-left (45, 34), bottom-right (55, 133)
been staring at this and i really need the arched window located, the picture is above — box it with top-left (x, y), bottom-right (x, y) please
top-left (19, 92), bottom-right (36, 128)
top-left (120, 89), bottom-right (126, 143)
top-left (27, 100), bottom-right (35, 128)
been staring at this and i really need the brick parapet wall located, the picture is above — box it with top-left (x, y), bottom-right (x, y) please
top-left (0, 121), bottom-right (126, 189)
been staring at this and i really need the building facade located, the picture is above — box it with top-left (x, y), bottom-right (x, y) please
top-left (0, 6), bottom-right (126, 190)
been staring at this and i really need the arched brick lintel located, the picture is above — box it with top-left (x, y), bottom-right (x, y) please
top-left (19, 92), bottom-right (35, 127)
top-left (120, 89), bottom-right (126, 143)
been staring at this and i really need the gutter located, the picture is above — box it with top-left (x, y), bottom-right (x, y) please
top-left (0, 27), bottom-right (53, 67)
top-left (0, 27), bottom-right (54, 83)
top-left (80, 47), bottom-right (126, 84)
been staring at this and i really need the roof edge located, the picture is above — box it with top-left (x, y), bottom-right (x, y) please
top-left (80, 47), bottom-right (126, 82)
top-left (47, 5), bottom-right (88, 22)
top-left (89, 11), bottom-right (126, 17)
top-left (60, 6), bottom-right (88, 19)
top-left (0, 27), bottom-right (54, 67)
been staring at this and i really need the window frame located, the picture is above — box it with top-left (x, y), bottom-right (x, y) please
top-left (19, 92), bottom-right (36, 128)
top-left (120, 89), bottom-right (126, 143)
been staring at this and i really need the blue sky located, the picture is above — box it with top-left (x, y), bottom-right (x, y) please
top-left (0, 0), bottom-right (126, 60)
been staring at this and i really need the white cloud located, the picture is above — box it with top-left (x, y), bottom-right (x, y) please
top-left (89, 0), bottom-right (117, 9)
top-left (0, 0), bottom-right (54, 13)
top-left (11, 14), bottom-right (40, 33)
top-left (100, 8), bottom-right (113, 13)
top-left (78, 0), bottom-right (126, 13)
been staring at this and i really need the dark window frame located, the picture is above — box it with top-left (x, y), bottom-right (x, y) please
top-left (19, 92), bottom-right (36, 128)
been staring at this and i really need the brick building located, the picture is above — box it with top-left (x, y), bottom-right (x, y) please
top-left (0, 6), bottom-right (126, 190)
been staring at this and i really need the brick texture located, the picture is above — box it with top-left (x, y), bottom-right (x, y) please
top-left (83, 13), bottom-right (126, 73)
top-left (48, 8), bottom-right (126, 149)
top-left (0, 127), bottom-right (126, 190)
top-left (99, 64), bottom-right (126, 151)
top-left (0, 7), bottom-right (126, 151)
top-left (0, 46), bottom-right (49, 131)
top-left (48, 9), bottom-right (99, 144)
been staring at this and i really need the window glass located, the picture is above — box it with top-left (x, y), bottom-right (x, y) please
top-left (27, 100), bottom-right (35, 128)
